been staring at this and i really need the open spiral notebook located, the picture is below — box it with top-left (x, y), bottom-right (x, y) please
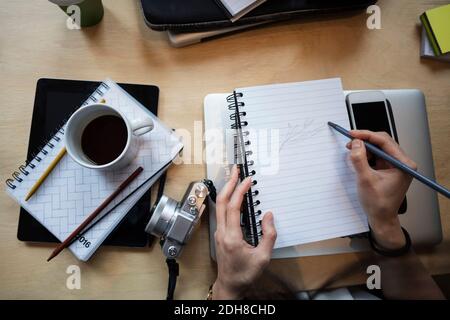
top-left (205, 78), bottom-right (369, 249)
top-left (5, 79), bottom-right (183, 261)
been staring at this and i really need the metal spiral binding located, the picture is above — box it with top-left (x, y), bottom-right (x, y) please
top-left (5, 82), bottom-right (109, 190)
top-left (18, 165), bottom-right (29, 176)
top-left (227, 91), bottom-right (262, 247)
top-left (5, 123), bottom-right (66, 190)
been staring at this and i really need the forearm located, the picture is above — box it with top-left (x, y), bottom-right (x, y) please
top-left (369, 214), bottom-right (406, 250)
top-left (375, 251), bottom-right (444, 300)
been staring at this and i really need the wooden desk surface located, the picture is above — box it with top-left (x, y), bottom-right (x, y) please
top-left (0, 0), bottom-right (448, 299)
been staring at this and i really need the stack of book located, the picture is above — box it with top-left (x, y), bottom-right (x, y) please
top-left (140, 0), bottom-right (378, 47)
top-left (420, 4), bottom-right (450, 62)
top-left (168, 0), bottom-right (268, 47)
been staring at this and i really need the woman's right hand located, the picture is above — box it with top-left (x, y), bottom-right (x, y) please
top-left (347, 130), bottom-right (417, 250)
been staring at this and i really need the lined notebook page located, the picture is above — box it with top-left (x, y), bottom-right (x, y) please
top-left (236, 78), bottom-right (368, 249)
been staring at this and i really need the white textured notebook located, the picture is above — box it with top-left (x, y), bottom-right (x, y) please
top-left (205, 78), bottom-right (369, 249)
top-left (6, 79), bottom-right (183, 261)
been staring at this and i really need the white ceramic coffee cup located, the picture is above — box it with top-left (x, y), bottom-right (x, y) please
top-left (65, 104), bottom-right (153, 170)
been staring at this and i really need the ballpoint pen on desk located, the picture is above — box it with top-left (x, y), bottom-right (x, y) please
top-left (25, 147), bottom-right (67, 201)
top-left (47, 166), bottom-right (144, 262)
top-left (328, 121), bottom-right (450, 199)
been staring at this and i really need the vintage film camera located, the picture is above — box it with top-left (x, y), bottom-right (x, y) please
top-left (145, 180), bottom-right (216, 259)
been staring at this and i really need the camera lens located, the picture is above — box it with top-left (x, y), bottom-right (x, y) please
top-left (145, 195), bottom-right (178, 237)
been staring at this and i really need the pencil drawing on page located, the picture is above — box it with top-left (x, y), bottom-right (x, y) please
top-left (279, 119), bottom-right (323, 152)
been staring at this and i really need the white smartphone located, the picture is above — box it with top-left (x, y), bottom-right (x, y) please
top-left (346, 91), bottom-right (407, 213)
top-left (346, 91), bottom-right (395, 135)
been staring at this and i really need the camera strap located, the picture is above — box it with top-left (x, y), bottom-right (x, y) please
top-left (155, 172), bottom-right (180, 300)
top-left (202, 179), bottom-right (217, 203)
top-left (166, 258), bottom-right (179, 300)
top-left (161, 179), bottom-right (216, 300)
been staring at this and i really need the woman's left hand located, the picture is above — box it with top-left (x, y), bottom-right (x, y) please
top-left (212, 165), bottom-right (277, 300)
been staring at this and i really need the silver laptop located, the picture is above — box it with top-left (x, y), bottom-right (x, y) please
top-left (204, 89), bottom-right (442, 260)
top-left (167, 21), bottom-right (272, 48)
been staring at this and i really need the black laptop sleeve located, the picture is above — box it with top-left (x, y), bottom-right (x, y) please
top-left (140, 0), bottom-right (378, 31)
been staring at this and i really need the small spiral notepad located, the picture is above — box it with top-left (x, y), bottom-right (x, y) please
top-left (5, 79), bottom-right (183, 261)
top-left (213, 78), bottom-right (369, 249)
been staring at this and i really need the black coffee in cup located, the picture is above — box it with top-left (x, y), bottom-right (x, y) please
top-left (66, 103), bottom-right (153, 170)
top-left (81, 115), bottom-right (128, 165)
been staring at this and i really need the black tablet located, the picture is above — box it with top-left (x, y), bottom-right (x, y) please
top-left (17, 78), bottom-right (159, 247)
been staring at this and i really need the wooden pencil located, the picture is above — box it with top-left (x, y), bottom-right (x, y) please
top-left (25, 147), bottom-right (67, 201)
top-left (46, 166), bottom-right (144, 262)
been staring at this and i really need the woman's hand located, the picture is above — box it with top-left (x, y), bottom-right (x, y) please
top-left (347, 130), bottom-right (417, 250)
top-left (212, 165), bottom-right (277, 300)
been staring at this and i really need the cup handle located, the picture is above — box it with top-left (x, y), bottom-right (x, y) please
top-left (130, 118), bottom-right (154, 136)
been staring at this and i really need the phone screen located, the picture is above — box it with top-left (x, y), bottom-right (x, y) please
top-left (351, 100), bottom-right (407, 214)
top-left (352, 101), bottom-right (392, 135)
